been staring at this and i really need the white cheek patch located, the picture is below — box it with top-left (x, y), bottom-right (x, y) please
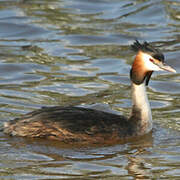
top-left (142, 53), bottom-right (162, 71)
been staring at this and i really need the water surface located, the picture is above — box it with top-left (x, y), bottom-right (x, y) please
top-left (0, 0), bottom-right (179, 179)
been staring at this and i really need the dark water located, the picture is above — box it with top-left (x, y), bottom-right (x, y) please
top-left (0, 0), bottom-right (180, 179)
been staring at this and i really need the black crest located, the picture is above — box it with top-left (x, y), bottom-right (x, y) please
top-left (131, 40), bottom-right (164, 62)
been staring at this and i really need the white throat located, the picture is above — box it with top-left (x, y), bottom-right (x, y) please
top-left (130, 82), bottom-right (153, 135)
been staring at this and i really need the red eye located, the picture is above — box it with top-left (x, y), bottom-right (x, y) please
top-left (149, 58), bottom-right (154, 63)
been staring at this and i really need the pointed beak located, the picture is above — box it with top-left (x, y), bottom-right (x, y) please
top-left (157, 62), bottom-right (176, 73)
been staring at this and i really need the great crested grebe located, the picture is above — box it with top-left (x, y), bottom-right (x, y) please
top-left (3, 41), bottom-right (176, 144)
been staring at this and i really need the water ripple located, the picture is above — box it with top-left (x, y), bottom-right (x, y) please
top-left (0, 0), bottom-right (179, 179)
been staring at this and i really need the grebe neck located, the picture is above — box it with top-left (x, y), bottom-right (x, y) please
top-left (130, 82), bottom-right (153, 135)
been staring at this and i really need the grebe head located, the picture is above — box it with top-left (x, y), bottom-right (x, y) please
top-left (130, 40), bottom-right (176, 85)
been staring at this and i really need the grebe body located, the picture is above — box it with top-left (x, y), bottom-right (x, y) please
top-left (3, 41), bottom-right (176, 144)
